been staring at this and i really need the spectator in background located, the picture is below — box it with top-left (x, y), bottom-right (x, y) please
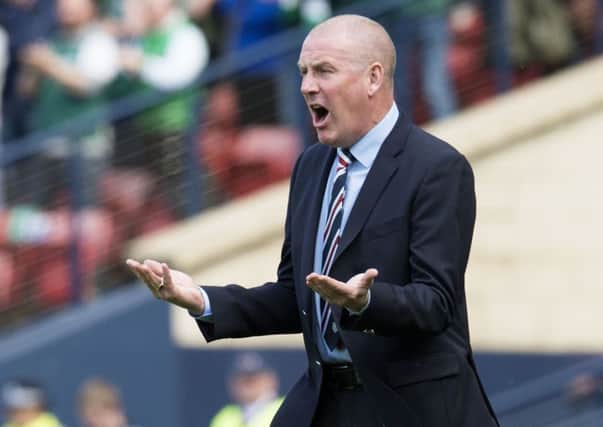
top-left (0, 0), bottom-right (56, 208)
top-left (210, 352), bottom-right (283, 427)
top-left (390, 0), bottom-right (458, 121)
top-left (117, 0), bottom-right (209, 217)
top-left (0, 0), bottom-right (56, 140)
top-left (183, 0), bottom-right (224, 58)
top-left (77, 378), bottom-right (138, 427)
top-left (566, 372), bottom-right (603, 410)
top-left (206, 0), bottom-right (318, 126)
top-left (508, 0), bottom-right (577, 73)
top-left (1, 379), bottom-right (63, 427)
top-left (119, 0), bottom-right (209, 93)
top-left (568, 0), bottom-right (602, 57)
top-left (15, 0), bottom-right (119, 207)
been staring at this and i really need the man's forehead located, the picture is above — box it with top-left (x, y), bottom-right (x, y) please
top-left (297, 53), bottom-right (341, 68)
top-left (298, 39), bottom-right (358, 67)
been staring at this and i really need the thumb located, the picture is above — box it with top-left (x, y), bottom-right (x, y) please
top-left (362, 268), bottom-right (379, 285)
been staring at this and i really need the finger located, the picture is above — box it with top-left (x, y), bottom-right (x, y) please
top-left (314, 275), bottom-right (345, 289)
top-left (125, 258), bottom-right (141, 270)
top-left (126, 259), bottom-right (149, 282)
top-left (306, 273), bottom-right (327, 292)
top-left (305, 277), bottom-right (322, 293)
top-left (305, 272), bottom-right (321, 282)
top-left (360, 268), bottom-right (379, 286)
top-left (131, 261), bottom-right (162, 289)
top-left (144, 259), bottom-right (163, 276)
top-left (125, 260), bottom-right (164, 297)
top-left (306, 274), bottom-right (346, 298)
top-left (306, 279), bottom-right (335, 303)
top-left (365, 268), bottom-right (379, 278)
top-left (136, 268), bottom-right (160, 295)
top-left (161, 263), bottom-right (172, 288)
top-left (141, 264), bottom-right (161, 285)
top-left (306, 272), bottom-right (342, 285)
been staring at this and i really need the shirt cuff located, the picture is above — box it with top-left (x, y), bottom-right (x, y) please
top-left (345, 290), bottom-right (371, 316)
top-left (188, 286), bottom-right (213, 320)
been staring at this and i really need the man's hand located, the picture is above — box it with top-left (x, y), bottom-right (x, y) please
top-left (125, 259), bottom-right (205, 313)
top-left (306, 268), bottom-right (378, 312)
top-left (20, 43), bottom-right (56, 72)
top-left (119, 46), bottom-right (143, 74)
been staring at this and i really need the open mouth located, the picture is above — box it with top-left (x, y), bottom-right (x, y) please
top-left (310, 104), bottom-right (330, 127)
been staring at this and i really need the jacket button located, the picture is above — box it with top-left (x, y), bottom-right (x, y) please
top-left (302, 309), bottom-right (308, 316)
top-left (315, 360), bottom-right (321, 366)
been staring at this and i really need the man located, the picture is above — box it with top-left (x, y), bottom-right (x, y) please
top-left (17, 0), bottom-right (119, 207)
top-left (127, 14), bottom-right (499, 426)
top-left (118, 0), bottom-right (209, 217)
top-left (210, 352), bottom-right (283, 427)
top-left (77, 378), bottom-right (138, 427)
top-left (391, 0), bottom-right (458, 120)
top-left (1, 380), bottom-right (63, 427)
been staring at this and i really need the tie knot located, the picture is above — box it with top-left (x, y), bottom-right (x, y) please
top-left (338, 148), bottom-right (355, 167)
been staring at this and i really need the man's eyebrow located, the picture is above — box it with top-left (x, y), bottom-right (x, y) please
top-left (298, 60), bottom-right (335, 70)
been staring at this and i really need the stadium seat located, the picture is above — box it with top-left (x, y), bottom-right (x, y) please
top-left (225, 126), bottom-right (301, 197)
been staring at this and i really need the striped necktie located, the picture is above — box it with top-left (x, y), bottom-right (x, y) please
top-left (319, 148), bottom-right (355, 351)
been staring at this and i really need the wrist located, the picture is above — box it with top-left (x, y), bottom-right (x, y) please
top-left (170, 286), bottom-right (204, 313)
top-left (345, 290), bottom-right (371, 315)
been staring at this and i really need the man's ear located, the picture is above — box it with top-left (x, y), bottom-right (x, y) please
top-left (367, 62), bottom-right (384, 97)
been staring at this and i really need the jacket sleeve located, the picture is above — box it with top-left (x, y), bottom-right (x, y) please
top-left (341, 152), bottom-right (476, 337)
top-left (196, 156), bottom-right (303, 342)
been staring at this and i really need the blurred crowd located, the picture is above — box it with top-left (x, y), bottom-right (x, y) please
top-left (1, 377), bottom-right (140, 427)
top-left (1, 352), bottom-right (282, 427)
top-left (0, 0), bottom-right (602, 329)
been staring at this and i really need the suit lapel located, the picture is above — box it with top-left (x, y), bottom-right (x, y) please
top-left (331, 117), bottom-right (411, 323)
top-left (334, 116), bottom-right (411, 265)
top-left (329, 149), bottom-right (398, 324)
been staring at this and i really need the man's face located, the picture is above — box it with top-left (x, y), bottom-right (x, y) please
top-left (298, 33), bottom-right (371, 147)
top-left (57, 0), bottom-right (94, 28)
top-left (8, 406), bottom-right (40, 424)
top-left (81, 405), bottom-right (127, 427)
top-left (229, 372), bottom-right (277, 406)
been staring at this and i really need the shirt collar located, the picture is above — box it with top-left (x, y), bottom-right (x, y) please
top-left (341, 102), bottom-right (399, 169)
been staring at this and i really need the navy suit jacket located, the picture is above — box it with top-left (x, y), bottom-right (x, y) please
top-left (198, 113), bottom-right (499, 426)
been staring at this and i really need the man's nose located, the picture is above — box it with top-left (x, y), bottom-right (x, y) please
top-left (301, 74), bottom-right (318, 96)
